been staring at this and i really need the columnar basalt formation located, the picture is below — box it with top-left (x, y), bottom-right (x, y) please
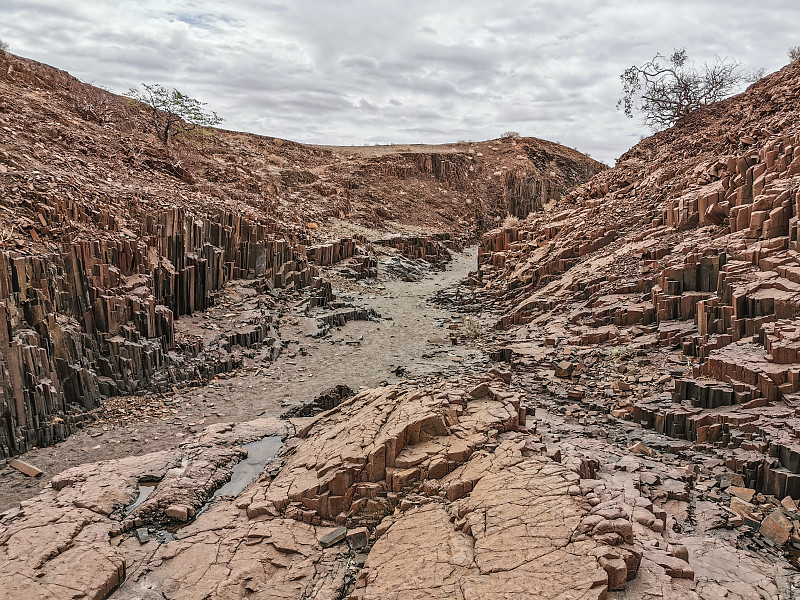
top-left (374, 234), bottom-right (463, 268)
top-left (1, 379), bottom-right (712, 599)
top-left (8, 45), bottom-right (800, 599)
top-left (0, 51), bottom-right (603, 459)
top-left (0, 206), bottom-right (328, 458)
top-left (473, 60), bottom-right (800, 513)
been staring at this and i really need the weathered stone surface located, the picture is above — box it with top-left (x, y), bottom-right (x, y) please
top-left (0, 380), bottom-right (647, 599)
top-left (346, 526), bottom-right (369, 549)
top-left (472, 59), bottom-right (800, 507)
top-left (319, 526), bottom-right (347, 548)
top-left (355, 480), bottom-right (605, 599)
top-left (759, 509), bottom-right (792, 546)
top-left (5, 50), bottom-right (800, 600)
top-left (0, 418), bottom-right (291, 600)
top-left (262, 377), bottom-right (522, 523)
top-left (555, 360), bottom-right (576, 378)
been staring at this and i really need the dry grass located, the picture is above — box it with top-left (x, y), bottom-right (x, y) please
top-left (462, 316), bottom-right (483, 339)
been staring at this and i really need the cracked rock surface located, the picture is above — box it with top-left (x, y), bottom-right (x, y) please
top-left (1, 374), bottom-right (796, 600)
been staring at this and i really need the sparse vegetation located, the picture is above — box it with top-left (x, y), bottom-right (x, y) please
top-left (607, 345), bottom-right (629, 363)
top-left (500, 131), bottom-right (521, 139)
top-left (745, 67), bottom-right (767, 83)
top-left (618, 48), bottom-right (744, 130)
top-left (0, 39), bottom-right (9, 52)
top-left (462, 315), bottom-right (483, 339)
top-left (71, 81), bottom-right (132, 127)
top-left (126, 83), bottom-right (222, 145)
top-left (790, 46), bottom-right (800, 62)
top-left (502, 214), bottom-right (520, 228)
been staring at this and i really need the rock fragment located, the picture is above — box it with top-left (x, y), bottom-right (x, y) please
top-left (7, 459), bottom-right (42, 477)
top-left (319, 526), bottom-right (347, 548)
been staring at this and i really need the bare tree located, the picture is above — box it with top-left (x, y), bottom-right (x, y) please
top-left (618, 49), bottom-right (744, 130)
top-left (126, 83), bottom-right (222, 145)
top-left (789, 46), bottom-right (800, 62)
top-left (0, 39), bottom-right (9, 52)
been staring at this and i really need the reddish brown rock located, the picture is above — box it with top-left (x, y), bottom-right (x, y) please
top-left (760, 509), bottom-right (792, 546)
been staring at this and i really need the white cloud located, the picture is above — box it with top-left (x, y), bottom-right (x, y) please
top-left (1, 0), bottom-right (797, 163)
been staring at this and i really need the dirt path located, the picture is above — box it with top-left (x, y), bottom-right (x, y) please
top-left (0, 247), bottom-right (484, 511)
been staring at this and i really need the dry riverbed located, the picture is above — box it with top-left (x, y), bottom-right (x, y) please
top-left (0, 247), bottom-right (485, 511)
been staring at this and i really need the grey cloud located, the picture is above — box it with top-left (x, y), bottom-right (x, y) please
top-left (0, 0), bottom-right (798, 164)
top-left (340, 56), bottom-right (381, 71)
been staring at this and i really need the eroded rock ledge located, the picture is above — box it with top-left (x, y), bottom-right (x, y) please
top-left (4, 374), bottom-right (777, 599)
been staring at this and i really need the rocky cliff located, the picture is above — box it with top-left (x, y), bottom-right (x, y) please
top-left (477, 59), bottom-right (800, 500)
top-left (0, 50), bottom-right (602, 458)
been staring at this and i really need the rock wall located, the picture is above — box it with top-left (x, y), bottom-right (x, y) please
top-left (0, 207), bottom-right (328, 458)
top-left (472, 61), bottom-right (800, 500)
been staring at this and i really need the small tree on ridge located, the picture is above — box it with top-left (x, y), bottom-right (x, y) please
top-left (127, 83), bottom-right (222, 145)
top-left (617, 49), bottom-right (743, 130)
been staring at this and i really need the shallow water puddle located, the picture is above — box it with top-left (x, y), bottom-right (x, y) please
top-left (212, 435), bottom-right (283, 499)
top-left (125, 481), bottom-right (158, 515)
top-left (154, 436), bottom-right (284, 542)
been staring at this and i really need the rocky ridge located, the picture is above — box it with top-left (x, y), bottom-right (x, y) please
top-left (474, 59), bottom-right (800, 564)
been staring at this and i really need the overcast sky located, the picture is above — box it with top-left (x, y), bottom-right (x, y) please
top-left (2, 1), bottom-right (798, 164)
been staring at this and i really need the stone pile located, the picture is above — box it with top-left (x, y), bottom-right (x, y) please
top-left (374, 233), bottom-right (463, 269)
top-left (306, 238), bottom-right (378, 280)
top-left (281, 384), bottom-right (354, 418)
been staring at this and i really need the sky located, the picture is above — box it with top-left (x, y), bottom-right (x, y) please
top-left (1, 1), bottom-right (798, 165)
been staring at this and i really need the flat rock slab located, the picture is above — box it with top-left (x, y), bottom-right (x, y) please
top-left (320, 526), bottom-right (347, 548)
top-left (354, 452), bottom-right (608, 600)
top-left (8, 459), bottom-right (42, 477)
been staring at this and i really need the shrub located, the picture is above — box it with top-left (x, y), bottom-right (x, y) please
top-left (618, 49), bottom-right (743, 130)
top-left (126, 83), bottom-right (222, 145)
top-left (462, 316), bottom-right (483, 339)
top-left (607, 345), bottom-right (629, 362)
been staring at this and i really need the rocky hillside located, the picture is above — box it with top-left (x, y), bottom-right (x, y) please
top-left (0, 50), bottom-right (602, 459)
top-left (4, 51), bottom-right (800, 600)
top-left (477, 59), bottom-right (800, 508)
top-left (0, 50), bottom-right (604, 250)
